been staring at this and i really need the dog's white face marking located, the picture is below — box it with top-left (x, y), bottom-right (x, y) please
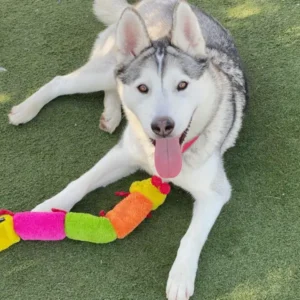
top-left (155, 48), bottom-right (165, 76)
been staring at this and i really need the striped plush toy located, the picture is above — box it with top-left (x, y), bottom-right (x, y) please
top-left (0, 176), bottom-right (170, 252)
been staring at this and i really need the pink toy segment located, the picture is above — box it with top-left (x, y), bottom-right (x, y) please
top-left (14, 212), bottom-right (66, 241)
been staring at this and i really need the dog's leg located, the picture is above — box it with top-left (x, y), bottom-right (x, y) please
top-left (8, 57), bottom-right (116, 126)
top-left (100, 90), bottom-right (122, 134)
top-left (32, 139), bottom-right (138, 212)
top-left (167, 157), bottom-right (231, 300)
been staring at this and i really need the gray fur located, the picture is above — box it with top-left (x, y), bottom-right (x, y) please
top-left (115, 47), bottom-right (155, 84)
top-left (116, 38), bottom-right (208, 84)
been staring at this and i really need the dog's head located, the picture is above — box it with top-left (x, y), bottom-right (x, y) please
top-left (115, 2), bottom-right (215, 178)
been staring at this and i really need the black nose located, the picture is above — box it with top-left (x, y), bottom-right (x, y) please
top-left (151, 117), bottom-right (175, 137)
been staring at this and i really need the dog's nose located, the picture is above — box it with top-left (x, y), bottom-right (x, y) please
top-left (151, 117), bottom-right (175, 137)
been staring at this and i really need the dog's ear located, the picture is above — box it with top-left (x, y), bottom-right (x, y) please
top-left (116, 8), bottom-right (151, 59)
top-left (171, 1), bottom-right (206, 57)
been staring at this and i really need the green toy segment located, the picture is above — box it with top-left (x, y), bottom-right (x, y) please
top-left (65, 213), bottom-right (117, 244)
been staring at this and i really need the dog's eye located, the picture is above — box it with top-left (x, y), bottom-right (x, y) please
top-left (177, 81), bottom-right (189, 91)
top-left (137, 84), bottom-right (149, 94)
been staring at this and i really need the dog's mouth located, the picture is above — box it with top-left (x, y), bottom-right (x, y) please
top-left (150, 118), bottom-right (193, 179)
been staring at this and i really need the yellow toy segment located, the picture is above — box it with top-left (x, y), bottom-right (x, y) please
top-left (0, 215), bottom-right (20, 251)
top-left (129, 178), bottom-right (167, 210)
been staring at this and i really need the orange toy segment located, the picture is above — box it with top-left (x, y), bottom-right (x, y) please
top-left (106, 192), bottom-right (153, 239)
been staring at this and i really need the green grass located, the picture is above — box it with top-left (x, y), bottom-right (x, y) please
top-left (1, 0), bottom-right (300, 299)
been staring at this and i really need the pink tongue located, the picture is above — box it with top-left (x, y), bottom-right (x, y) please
top-left (154, 137), bottom-right (182, 178)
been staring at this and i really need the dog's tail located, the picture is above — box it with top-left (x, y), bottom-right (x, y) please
top-left (93, 0), bottom-right (131, 26)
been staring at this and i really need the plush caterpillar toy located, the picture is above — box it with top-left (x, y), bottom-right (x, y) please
top-left (0, 176), bottom-right (170, 252)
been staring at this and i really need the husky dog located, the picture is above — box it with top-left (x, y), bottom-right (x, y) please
top-left (8, 0), bottom-right (248, 298)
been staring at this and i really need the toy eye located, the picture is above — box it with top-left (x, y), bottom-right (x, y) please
top-left (137, 84), bottom-right (149, 94)
top-left (177, 81), bottom-right (188, 91)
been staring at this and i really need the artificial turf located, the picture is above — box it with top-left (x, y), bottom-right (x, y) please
top-left (1, 0), bottom-right (300, 299)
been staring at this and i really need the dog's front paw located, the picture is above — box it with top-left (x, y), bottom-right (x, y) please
top-left (8, 102), bottom-right (41, 125)
top-left (166, 260), bottom-right (196, 300)
top-left (99, 109), bottom-right (122, 134)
